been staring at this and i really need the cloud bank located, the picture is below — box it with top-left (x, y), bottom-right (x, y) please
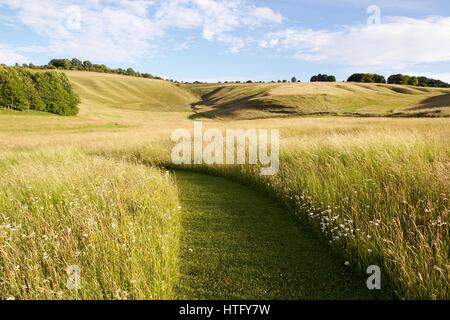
top-left (259, 16), bottom-right (450, 70)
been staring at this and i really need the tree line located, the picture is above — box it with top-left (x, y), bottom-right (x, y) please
top-left (387, 74), bottom-right (450, 88)
top-left (190, 73), bottom-right (450, 88)
top-left (346, 73), bottom-right (450, 87)
top-left (19, 58), bottom-right (163, 80)
top-left (0, 66), bottom-right (80, 116)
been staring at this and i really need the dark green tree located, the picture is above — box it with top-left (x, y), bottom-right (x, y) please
top-left (311, 74), bottom-right (336, 82)
top-left (70, 58), bottom-right (83, 70)
top-left (49, 59), bottom-right (72, 69)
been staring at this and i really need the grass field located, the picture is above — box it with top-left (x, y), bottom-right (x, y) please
top-left (0, 71), bottom-right (448, 300)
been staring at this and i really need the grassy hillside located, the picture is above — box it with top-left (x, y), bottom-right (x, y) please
top-left (185, 82), bottom-right (450, 119)
top-left (66, 71), bottom-right (197, 112)
top-left (0, 71), bottom-right (197, 141)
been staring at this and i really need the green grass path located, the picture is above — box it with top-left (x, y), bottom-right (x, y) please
top-left (175, 171), bottom-right (386, 300)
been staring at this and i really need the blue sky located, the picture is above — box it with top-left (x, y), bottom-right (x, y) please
top-left (1, 0), bottom-right (450, 82)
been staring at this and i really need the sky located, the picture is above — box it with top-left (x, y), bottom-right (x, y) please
top-left (1, 0), bottom-right (450, 82)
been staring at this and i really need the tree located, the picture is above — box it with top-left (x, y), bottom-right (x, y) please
top-left (291, 76), bottom-right (297, 83)
top-left (71, 58), bottom-right (83, 70)
top-left (16, 68), bottom-right (45, 111)
top-left (311, 74), bottom-right (336, 82)
top-left (83, 60), bottom-right (93, 71)
top-left (387, 74), bottom-right (410, 85)
top-left (0, 67), bottom-right (29, 110)
top-left (387, 74), bottom-right (450, 88)
top-left (126, 68), bottom-right (136, 76)
top-left (33, 71), bottom-right (80, 115)
top-left (408, 77), bottom-right (419, 86)
top-left (33, 58), bottom-right (162, 81)
top-left (49, 59), bottom-right (72, 69)
top-left (372, 74), bottom-right (386, 83)
top-left (348, 73), bottom-right (386, 84)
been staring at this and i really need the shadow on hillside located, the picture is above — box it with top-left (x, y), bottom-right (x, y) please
top-left (409, 93), bottom-right (450, 111)
top-left (190, 90), bottom-right (275, 119)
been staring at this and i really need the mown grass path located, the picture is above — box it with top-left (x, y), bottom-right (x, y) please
top-left (175, 171), bottom-right (386, 300)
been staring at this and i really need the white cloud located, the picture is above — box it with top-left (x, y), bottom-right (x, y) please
top-left (216, 34), bottom-right (249, 53)
top-left (0, 44), bottom-right (29, 64)
top-left (0, 0), bottom-right (283, 62)
top-left (155, 0), bottom-right (282, 50)
top-left (260, 16), bottom-right (450, 69)
top-left (0, 0), bottom-right (160, 62)
top-left (249, 7), bottom-right (283, 24)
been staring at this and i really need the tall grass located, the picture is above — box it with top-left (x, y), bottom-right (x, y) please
top-left (123, 129), bottom-right (449, 300)
top-left (276, 134), bottom-right (449, 299)
top-left (0, 149), bottom-right (180, 300)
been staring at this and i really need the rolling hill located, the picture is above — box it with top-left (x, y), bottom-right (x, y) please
top-left (56, 71), bottom-right (450, 120)
top-left (66, 71), bottom-right (197, 112)
top-left (185, 82), bottom-right (450, 119)
top-left (2, 67), bottom-right (450, 122)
